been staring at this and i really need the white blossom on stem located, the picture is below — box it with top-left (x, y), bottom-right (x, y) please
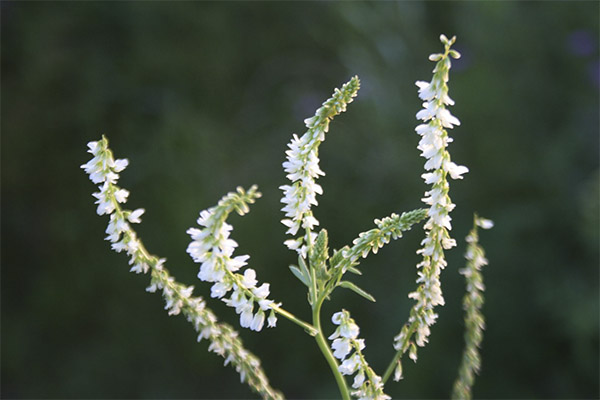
top-left (186, 186), bottom-right (280, 332)
top-left (392, 34), bottom-right (466, 377)
top-left (82, 137), bottom-right (282, 399)
top-left (329, 310), bottom-right (390, 400)
top-left (280, 77), bottom-right (360, 259)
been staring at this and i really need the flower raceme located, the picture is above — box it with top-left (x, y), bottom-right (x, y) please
top-left (280, 76), bottom-right (360, 258)
top-left (390, 34), bottom-right (467, 381)
top-left (452, 215), bottom-right (493, 400)
top-left (329, 310), bottom-right (390, 400)
top-left (186, 186), bottom-right (279, 332)
top-left (81, 137), bottom-right (283, 399)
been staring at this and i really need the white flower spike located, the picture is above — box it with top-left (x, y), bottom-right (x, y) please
top-left (280, 77), bottom-right (360, 259)
top-left (186, 186), bottom-right (281, 332)
top-left (392, 34), bottom-right (466, 377)
top-left (329, 310), bottom-right (390, 400)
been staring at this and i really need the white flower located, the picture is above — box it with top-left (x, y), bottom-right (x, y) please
top-left (437, 108), bottom-right (460, 128)
top-left (250, 311), bottom-right (265, 332)
top-left (128, 208), bottom-right (145, 223)
top-left (267, 310), bottom-right (277, 328)
top-left (239, 303), bottom-right (254, 328)
top-left (352, 370), bottom-right (365, 388)
top-left (394, 361), bottom-right (403, 382)
top-left (340, 322), bottom-right (360, 339)
top-left (113, 158), bottom-right (129, 172)
top-left (211, 282), bottom-right (231, 298)
top-left (477, 218), bottom-right (494, 229)
top-left (331, 338), bottom-right (352, 360)
top-left (252, 283), bottom-right (270, 298)
top-left (338, 353), bottom-right (360, 375)
top-left (332, 311), bottom-right (345, 325)
top-left (241, 269), bottom-right (257, 288)
top-left (114, 188), bottom-right (129, 203)
top-left (444, 160), bottom-right (469, 180)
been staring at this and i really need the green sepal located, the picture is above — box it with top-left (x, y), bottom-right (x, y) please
top-left (330, 246), bottom-right (349, 270)
top-left (289, 265), bottom-right (310, 287)
top-left (346, 266), bottom-right (362, 276)
top-left (339, 280), bottom-right (376, 302)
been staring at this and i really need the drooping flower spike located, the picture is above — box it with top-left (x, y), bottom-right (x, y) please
top-left (186, 187), bottom-right (281, 332)
top-left (81, 137), bottom-right (283, 399)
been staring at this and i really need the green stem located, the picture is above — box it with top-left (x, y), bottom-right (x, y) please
top-left (271, 304), bottom-right (318, 336)
top-left (382, 349), bottom-right (401, 384)
top-left (224, 268), bottom-right (318, 336)
top-left (382, 321), bottom-right (416, 384)
top-left (312, 297), bottom-right (351, 400)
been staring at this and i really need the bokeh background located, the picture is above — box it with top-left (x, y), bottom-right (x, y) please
top-left (2, 2), bottom-right (598, 399)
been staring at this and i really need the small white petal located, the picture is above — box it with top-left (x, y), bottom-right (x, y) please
top-left (128, 208), bottom-right (145, 223)
top-left (477, 218), bottom-right (494, 229)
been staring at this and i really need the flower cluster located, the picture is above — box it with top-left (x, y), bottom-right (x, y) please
top-left (392, 35), bottom-right (466, 376)
top-left (80, 138), bottom-right (148, 270)
top-left (186, 187), bottom-right (279, 332)
top-left (280, 76), bottom-right (360, 258)
top-left (82, 137), bottom-right (282, 399)
top-left (452, 215), bottom-right (493, 400)
top-left (340, 209), bottom-right (428, 270)
top-left (329, 310), bottom-right (390, 400)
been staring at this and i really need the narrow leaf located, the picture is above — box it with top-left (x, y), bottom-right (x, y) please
top-left (298, 256), bottom-right (311, 279)
top-left (289, 265), bottom-right (310, 287)
top-left (339, 281), bottom-right (376, 302)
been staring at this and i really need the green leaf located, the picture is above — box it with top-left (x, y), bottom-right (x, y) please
top-left (298, 256), bottom-right (311, 280)
top-left (289, 265), bottom-right (310, 287)
top-left (339, 281), bottom-right (376, 302)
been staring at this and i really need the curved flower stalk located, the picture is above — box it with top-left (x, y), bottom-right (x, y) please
top-left (335, 209), bottom-right (428, 273)
top-left (187, 187), bottom-right (318, 336)
top-left (280, 76), bottom-right (360, 258)
top-left (316, 209), bottom-right (428, 303)
top-left (329, 310), bottom-right (390, 400)
top-left (81, 137), bottom-right (283, 399)
top-left (186, 187), bottom-right (280, 332)
top-left (385, 35), bottom-right (467, 383)
top-left (452, 215), bottom-right (493, 400)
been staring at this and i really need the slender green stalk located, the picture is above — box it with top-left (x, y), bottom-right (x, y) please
top-left (382, 333), bottom-right (410, 384)
top-left (312, 297), bottom-right (351, 400)
top-left (271, 304), bottom-right (318, 336)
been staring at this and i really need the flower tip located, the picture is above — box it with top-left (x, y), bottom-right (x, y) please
top-left (476, 218), bottom-right (494, 230)
top-left (449, 49), bottom-right (461, 59)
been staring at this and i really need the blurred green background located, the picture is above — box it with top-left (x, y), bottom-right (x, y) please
top-left (2, 2), bottom-right (598, 399)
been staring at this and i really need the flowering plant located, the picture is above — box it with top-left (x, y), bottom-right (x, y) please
top-left (81, 35), bottom-right (493, 400)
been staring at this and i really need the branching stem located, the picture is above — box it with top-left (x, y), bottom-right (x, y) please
top-left (312, 296), bottom-right (351, 400)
